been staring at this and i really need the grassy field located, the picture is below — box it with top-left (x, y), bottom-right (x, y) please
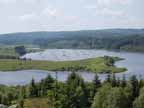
top-left (24, 98), bottom-right (52, 108)
top-left (0, 46), bottom-right (19, 57)
top-left (0, 56), bottom-right (126, 73)
top-left (0, 45), bottom-right (43, 58)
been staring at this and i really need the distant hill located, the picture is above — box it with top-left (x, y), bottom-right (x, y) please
top-left (0, 29), bottom-right (144, 52)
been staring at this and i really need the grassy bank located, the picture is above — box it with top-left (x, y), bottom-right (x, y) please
top-left (0, 46), bottom-right (19, 57)
top-left (0, 56), bottom-right (126, 73)
top-left (0, 45), bottom-right (43, 59)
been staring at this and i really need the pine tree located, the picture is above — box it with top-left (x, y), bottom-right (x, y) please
top-left (91, 74), bottom-right (101, 100)
top-left (111, 74), bottom-right (117, 87)
top-left (64, 72), bottom-right (88, 108)
top-left (103, 87), bottom-right (129, 108)
top-left (129, 75), bottom-right (139, 99)
top-left (121, 74), bottom-right (127, 88)
top-left (93, 74), bottom-right (101, 89)
top-left (39, 74), bottom-right (55, 96)
top-left (133, 87), bottom-right (144, 108)
top-left (91, 84), bottom-right (112, 108)
top-left (28, 78), bottom-right (38, 97)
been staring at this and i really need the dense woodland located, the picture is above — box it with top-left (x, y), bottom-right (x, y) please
top-left (0, 72), bottom-right (144, 108)
top-left (0, 29), bottom-right (144, 52)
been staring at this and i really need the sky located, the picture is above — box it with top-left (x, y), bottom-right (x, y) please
top-left (0, 0), bottom-right (144, 33)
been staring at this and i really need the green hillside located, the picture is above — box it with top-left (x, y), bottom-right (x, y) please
top-left (0, 29), bottom-right (144, 52)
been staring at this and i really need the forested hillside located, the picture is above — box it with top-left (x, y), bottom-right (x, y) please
top-left (0, 29), bottom-right (144, 52)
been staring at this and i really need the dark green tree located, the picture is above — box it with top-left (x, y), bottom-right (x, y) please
top-left (133, 87), bottom-right (144, 108)
top-left (129, 75), bottom-right (139, 99)
top-left (90, 74), bottom-right (101, 102)
top-left (111, 74), bottom-right (117, 87)
top-left (91, 84), bottom-right (111, 108)
top-left (64, 72), bottom-right (88, 108)
top-left (39, 74), bottom-right (55, 96)
top-left (93, 74), bottom-right (101, 89)
top-left (103, 87), bottom-right (129, 108)
top-left (120, 74), bottom-right (127, 88)
top-left (27, 78), bottom-right (38, 97)
top-left (105, 74), bottom-right (111, 83)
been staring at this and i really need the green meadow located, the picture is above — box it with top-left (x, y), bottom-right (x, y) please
top-left (0, 56), bottom-right (126, 73)
top-left (0, 46), bottom-right (19, 57)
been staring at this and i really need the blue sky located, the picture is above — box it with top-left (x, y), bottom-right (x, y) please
top-left (0, 0), bottom-right (144, 33)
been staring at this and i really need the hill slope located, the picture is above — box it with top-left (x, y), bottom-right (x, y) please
top-left (0, 29), bottom-right (144, 52)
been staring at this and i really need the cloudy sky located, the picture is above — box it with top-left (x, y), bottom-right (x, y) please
top-left (0, 0), bottom-right (144, 33)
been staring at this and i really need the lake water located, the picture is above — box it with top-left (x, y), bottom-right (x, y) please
top-left (1, 49), bottom-right (144, 85)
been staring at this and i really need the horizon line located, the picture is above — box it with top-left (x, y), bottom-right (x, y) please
top-left (0, 27), bottom-right (144, 35)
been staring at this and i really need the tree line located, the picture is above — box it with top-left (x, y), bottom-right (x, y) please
top-left (1, 29), bottom-right (144, 52)
top-left (0, 72), bottom-right (144, 108)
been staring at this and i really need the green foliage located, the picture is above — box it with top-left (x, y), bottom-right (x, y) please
top-left (0, 73), bottom-right (144, 108)
top-left (0, 46), bottom-right (19, 59)
top-left (15, 46), bottom-right (27, 56)
top-left (103, 87), bottom-right (129, 108)
top-left (133, 87), bottom-right (144, 108)
top-left (129, 75), bottom-right (140, 99)
top-left (38, 74), bottom-right (55, 96)
top-left (27, 78), bottom-right (38, 98)
top-left (91, 84), bottom-right (112, 108)
top-left (63, 72), bottom-right (88, 108)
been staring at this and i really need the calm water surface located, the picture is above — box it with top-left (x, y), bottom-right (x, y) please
top-left (1, 49), bottom-right (144, 85)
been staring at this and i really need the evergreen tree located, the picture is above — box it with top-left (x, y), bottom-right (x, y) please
top-left (105, 74), bottom-right (111, 83)
top-left (133, 87), bottom-right (144, 108)
top-left (129, 75), bottom-right (139, 99)
top-left (39, 74), bottom-right (55, 96)
top-left (91, 74), bottom-right (101, 102)
top-left (139, 77), bottom-right (144, 89)
top-left (111, 74), bottom-right (117, 87)
top-left (121, 74), bottom-right (127, 88)
top-left (124, 82), bottom-right (134, 108)
top-left (28, 78), bottom-right (38, 97)
top-left (64, 72), bottom-right (88, 108)
top-left (44, 74), bottom-right (55, 90)
top-left (103, 87), bottom-right (129, 108)
top-left (93, 74), bottom-right (101, 89)
top-left (91, 84), bottom-right (111, 108)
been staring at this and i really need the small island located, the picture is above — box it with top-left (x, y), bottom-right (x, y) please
top-left (0, 56), bottom-right (126, 73)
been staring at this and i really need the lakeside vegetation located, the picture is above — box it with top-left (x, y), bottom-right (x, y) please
top-left (0, 46), bottom-right (19, 58)
top-left (0, 46), bottom-right (43, 59)
top-left (0, 72), bottom-right (144, 108)
top-left (0, 56), bottom-right (126, 73)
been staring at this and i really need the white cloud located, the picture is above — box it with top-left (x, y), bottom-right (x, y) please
top-left (84, 0), bottom-right (130, 18)
top-left (18, 13), bottom-right (37, 20)
top-left (0, 0), bottom-right (16, 3)
top-left (97, 0), bottom-right (131, 6)
top-left (42, 7), bottom-right (58, 17)
top-left (23, 0), bottom-right (38, 3)
top-left (97, 8), bottom-right (125, 16)
top-left (0, 0), bottom-right (38, 4)
top-left (84, 5), bottom-right (98, 9)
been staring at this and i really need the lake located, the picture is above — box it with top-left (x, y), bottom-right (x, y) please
top-left (1, 49), bottom-right (144, 85)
